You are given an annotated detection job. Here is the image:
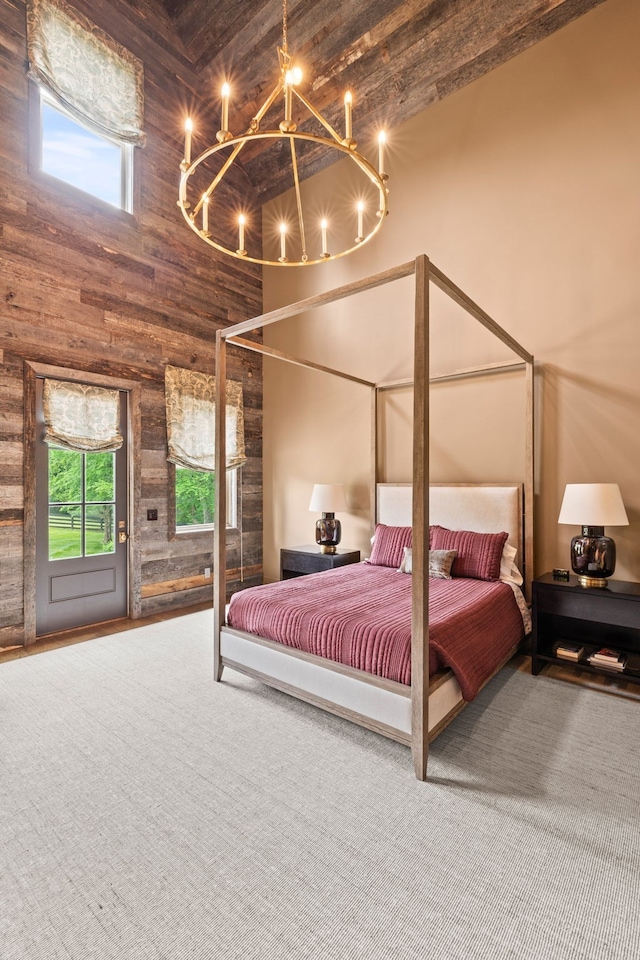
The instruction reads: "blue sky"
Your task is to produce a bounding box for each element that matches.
[41,101,122,208]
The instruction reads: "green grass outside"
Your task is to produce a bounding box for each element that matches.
[48,524,114,561]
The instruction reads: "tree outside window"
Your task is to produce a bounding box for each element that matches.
[175,467,237,532]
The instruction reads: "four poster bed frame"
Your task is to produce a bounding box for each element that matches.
[214,256,534,781]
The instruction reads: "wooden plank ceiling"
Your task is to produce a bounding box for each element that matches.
[156,0,607,201]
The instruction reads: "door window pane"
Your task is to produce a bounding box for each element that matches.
[48,505,82,560]
[48,449,117,559]
[85,452,115,502]
[85,504,115,556]
[48,448,82,503]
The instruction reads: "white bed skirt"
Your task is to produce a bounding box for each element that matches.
[221,626,464,745]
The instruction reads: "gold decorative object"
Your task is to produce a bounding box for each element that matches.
[177,0,389,267]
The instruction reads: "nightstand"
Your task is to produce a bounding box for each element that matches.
[280,545,361,580]
[532,573,640,684]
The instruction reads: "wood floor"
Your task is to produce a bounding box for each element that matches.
[0,602,212,664]
[3,625,638,706]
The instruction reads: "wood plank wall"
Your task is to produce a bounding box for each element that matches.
[0,0,263,645]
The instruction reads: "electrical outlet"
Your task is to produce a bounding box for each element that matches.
[204,567,211,578]
[147,508,158,521]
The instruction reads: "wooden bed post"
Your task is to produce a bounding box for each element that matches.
[412,255,430,781]
[524,360,535,602]
[371,386,378,528]
[213,329,227,682]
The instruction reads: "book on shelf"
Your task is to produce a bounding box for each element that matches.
[587,647,627,672]
[553,641,584,661]
[590,647,625,663]
[587,660,625,672]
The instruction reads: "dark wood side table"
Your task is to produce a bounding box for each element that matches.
[280,545,361,580]
[532,572,640,683]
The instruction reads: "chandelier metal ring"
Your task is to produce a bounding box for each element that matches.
[177,0,390,267]
[178,130,389,267]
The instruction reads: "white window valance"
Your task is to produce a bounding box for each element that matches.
[26,0,146,146]
[43,379,124,452]
[164,365,246,473]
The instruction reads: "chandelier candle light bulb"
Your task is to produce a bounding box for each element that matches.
[183,117,193,165]
[284,71,294,125]
[344,91,353,141]
[279,222,287,261]
[202,195,209,233]
[321,219,328,257]
[378,130,386,176]
[356,201,364,242]
[238,214,246,254]
[221,82,230,133]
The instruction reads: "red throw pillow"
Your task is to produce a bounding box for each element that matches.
[429,525,508,581]
[369,524,412,568]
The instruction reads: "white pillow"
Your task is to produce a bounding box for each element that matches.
[500,542,523,586]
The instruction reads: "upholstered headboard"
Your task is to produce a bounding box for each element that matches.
[376,483,524,574]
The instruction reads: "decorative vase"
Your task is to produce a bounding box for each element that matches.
[570,526,616,588]
[315,512,341,554]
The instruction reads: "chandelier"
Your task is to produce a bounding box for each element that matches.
[177,0,389,267]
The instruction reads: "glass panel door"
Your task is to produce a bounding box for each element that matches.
[35,379,128,635]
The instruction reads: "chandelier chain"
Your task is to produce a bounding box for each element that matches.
[282,0,288,53]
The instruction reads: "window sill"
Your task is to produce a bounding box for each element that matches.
[173,525,239,537]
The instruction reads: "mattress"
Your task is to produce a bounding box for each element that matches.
[227,563,525,700]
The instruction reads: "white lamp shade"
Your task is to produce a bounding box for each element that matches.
[309,483,347,513]
[558,483,629,527]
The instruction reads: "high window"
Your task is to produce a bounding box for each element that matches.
[27,0,144,211]
[40,92,133,210]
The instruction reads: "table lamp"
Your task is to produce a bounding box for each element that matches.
[558,483,628,588]
[309,483,347,554]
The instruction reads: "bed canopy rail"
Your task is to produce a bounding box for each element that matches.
[214,255,534,780]
[226,335,376,388]
[377,359,527,391]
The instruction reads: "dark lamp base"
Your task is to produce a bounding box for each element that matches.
[315,512,341,554]
[571,527,615,588]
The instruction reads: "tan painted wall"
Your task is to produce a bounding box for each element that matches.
[261,0,640,584]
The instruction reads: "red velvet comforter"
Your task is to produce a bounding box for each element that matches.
[227,563,525,701]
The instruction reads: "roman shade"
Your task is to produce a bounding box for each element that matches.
[42,379,123,452]
[164,365,246,473]
[26,0,145,145]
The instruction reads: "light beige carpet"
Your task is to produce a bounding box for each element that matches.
[0,609,638,959]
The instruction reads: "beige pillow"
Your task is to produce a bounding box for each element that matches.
[398,547,457,578]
